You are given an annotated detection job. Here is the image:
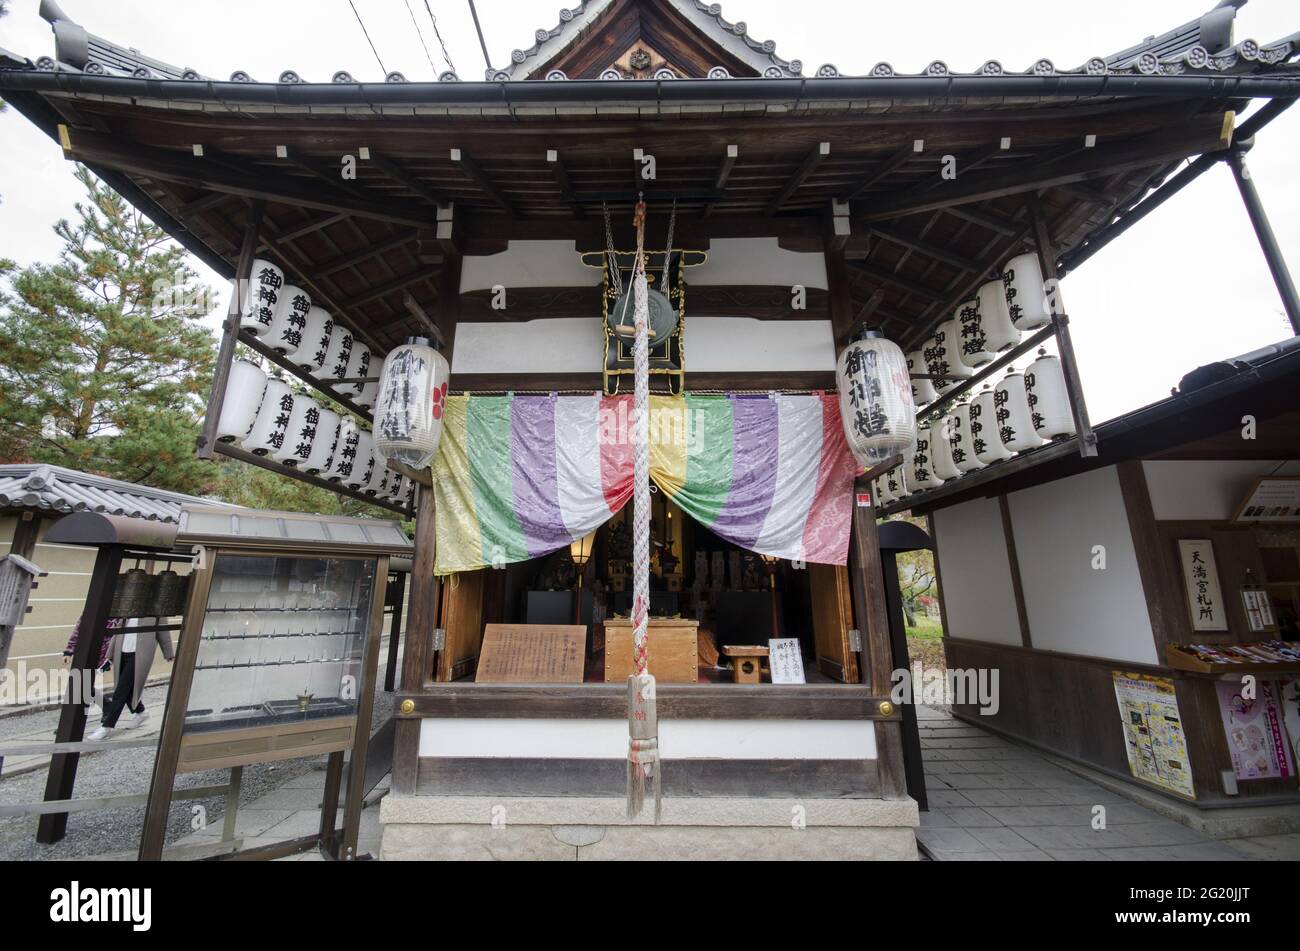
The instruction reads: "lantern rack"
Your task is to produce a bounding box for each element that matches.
[193,656,349,672]
[237,330,374,426]
[913,324,1057,425]
[200,631,362,641]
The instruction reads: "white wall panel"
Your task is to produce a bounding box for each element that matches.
[460,241,602,293]
[932,498,1023,646]
[1142,459,1300,521]
[1007,466,1158,664]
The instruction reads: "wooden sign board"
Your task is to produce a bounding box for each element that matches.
[475,624,587,683]
[1177,539,1228,632]
[768,638,807,684]
[1232,476,1300,523]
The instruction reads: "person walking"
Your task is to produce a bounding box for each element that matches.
[61,615,118,710]
[86,617,175,741]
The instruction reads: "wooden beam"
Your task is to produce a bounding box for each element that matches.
[767,141,830,216]
[403,292,444,348]
[702,144,738,218]
[58,126,434,230]
[849,259,945,301]
[860,114,1232,223]
[450,148,518,217]
[843,144,914,201]
[265,211,349,247]
[367,151,448,208]
[939,205,1021,237]
[317,233,420,277]
[868,225,984,274]
[341,269,435,309]
[545,149,585,219]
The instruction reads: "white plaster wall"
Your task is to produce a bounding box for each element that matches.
[419,718,877,760]
[452,317,836,374]
[931,498,1023,646]
[1007,466,1158,664]
[1142,459,1300,521]
[690,238,828,290]
[460,241,602,293]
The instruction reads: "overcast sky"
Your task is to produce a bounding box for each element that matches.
[1,0,1297,424]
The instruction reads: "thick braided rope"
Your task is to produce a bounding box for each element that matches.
[631,266,651,675]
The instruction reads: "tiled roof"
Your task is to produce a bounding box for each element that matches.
[24,0,1299,85]
[0,464,224,523]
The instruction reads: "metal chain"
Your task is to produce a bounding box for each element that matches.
[661,198,677,299]
[603,202,624,297]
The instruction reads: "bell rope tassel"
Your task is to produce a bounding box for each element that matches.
[626,199,660,821]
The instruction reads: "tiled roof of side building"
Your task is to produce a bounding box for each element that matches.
[0,463,234,523]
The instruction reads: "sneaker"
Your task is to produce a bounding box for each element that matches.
[122,710,149,730]
[86,726,112,741]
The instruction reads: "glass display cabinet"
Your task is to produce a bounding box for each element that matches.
[139,505,413,861]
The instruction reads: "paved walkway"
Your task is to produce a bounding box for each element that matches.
[916,705,1300,861]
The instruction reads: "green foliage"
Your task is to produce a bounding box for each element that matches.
[0,165,216,493]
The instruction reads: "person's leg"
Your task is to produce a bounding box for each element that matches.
[100,652,137,728]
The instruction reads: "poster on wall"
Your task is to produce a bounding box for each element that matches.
[1112,672,1196,799]
[1281,679,1300,780]
[1215,679,1295,781]
[1232,476,1300,523]
[768,638,807,684]
[1177,539,1228,632]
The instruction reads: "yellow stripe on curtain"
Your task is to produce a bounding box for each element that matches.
[429,395,484,575]
[648,395,689,498]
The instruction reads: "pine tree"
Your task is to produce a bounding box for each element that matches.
[0,165,217,493]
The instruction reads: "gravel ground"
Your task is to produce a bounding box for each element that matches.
[0,667,396,861]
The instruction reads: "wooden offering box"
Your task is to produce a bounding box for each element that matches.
[604,618,699,684]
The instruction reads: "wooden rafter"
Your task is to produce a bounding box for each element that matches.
[451,148,519,217]
[546,149,585,219]
[766,141,830,216]
[367,151,448,208]
[842,144,914,201]
[868,225,983,274]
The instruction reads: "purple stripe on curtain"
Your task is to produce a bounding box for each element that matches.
[711,396,780,550]
[510,395,571,558]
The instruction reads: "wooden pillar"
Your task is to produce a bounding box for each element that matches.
[392,483,439,796]
[197,201,265,459]
[0,513,41,676]
[1227,146,1300,335]
[1026,192,1097,458]
[37,544,123,843]
[825,238,909,801]
[880,548,927,809]
[383,571,407,692]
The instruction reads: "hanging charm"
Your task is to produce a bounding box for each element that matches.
[627,196,661,822]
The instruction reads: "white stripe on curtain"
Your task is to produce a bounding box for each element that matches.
[754,394,824,561]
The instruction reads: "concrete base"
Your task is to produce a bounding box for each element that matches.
[380,796,920,860]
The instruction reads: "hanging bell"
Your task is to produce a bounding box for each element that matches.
[110,568,152,618]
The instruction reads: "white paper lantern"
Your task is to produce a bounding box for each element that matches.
[345,342,372,404]
[906,349,938,407]
[976,279,1021,352]
[318,323,355,387]
[239,259,283,338]
[214,359,268,445]
[347,430,375,490]
[970,385,1013,465]
[836,331,917,468]
[374,339,452,470]
[303,409,341,475]
[930,413,963,481]
[271,392,321,468]
[358,349,382,408]
[1025,348,1077,439]
[387,474,408,503]
[994,368,1044,453]
[910,425,945,491]
[265,284,311,356]
[924,320,973,394]
[885,465,909,500]
[365,445,391,495]
[327,419,361,483]
[873,476,894,509]
[1003,252,1055,331]
[244,378,295,456]
[298,306,334,372]
[954,298,995,369]
[948,401,986,474]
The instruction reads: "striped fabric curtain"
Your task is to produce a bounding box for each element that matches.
[431,392,859,575]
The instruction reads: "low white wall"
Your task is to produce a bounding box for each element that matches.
[932,497,1023,646]
[418,717,877,760]
[1006,466,1158,664]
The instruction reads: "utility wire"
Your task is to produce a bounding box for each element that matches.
[467,0,493,72]
[422,0,458,75]
[348,0,389,77]
[403,0,440,76]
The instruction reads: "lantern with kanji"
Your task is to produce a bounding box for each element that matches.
[271,392,321,468]
[244,377,295,457]
[909,425,945,491]
[347,430,375,490]
[1025,348,1077,439]
[239,259,283,338]
[297,306,334,373]
[836,330,916,468]
[906,348,938,406]
[326,419,361,484]
[266,284,311,356]
[970,384,1013,465]
[925,320,973,394]
[303,408,341,475]
[885,464,909,500]
[930,413,963,482]
[955,297,994,369]
[976,278,1021,352]
[214,359,268,446]
[344,341,372,405]
[994,367,1044,453]
[374,338,452,471]
[949,401,986,474]
[873,476,894,509]
[317,323,355,387]
[1003,253,1055,331]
